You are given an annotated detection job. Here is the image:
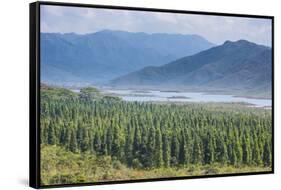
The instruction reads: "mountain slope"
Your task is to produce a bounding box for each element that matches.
[41,30,214,85]
[110,40,272,98]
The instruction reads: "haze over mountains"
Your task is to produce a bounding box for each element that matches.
[41,30,214,85]
[41,30,272,98]
[111,40,272,98]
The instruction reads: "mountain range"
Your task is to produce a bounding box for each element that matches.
[110,40,272,98]
[41,30,214,85]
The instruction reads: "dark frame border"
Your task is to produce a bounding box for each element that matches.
[29,1,274,189]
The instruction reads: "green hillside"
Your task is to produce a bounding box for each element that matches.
[40,85,272,185]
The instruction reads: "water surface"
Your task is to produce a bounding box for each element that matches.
[104,89,271,108]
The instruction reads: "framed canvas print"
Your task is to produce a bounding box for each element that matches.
[29,1,274,188]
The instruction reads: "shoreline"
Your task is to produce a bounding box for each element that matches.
[102,86,271,100]
[61,86,272,108]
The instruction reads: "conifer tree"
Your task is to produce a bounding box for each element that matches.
[179,130,187,165]
[69,129,78,153]
[263,139,271,166]
[146,127,156,167]
[124,130,133,166]
[155,128,163,167]
[171,133,179,166]
[192,134,202,165]
[93,132,101,154]
[162,132,170,167]
[47,122,56,145]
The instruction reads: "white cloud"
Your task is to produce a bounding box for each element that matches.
[41,5,272,46]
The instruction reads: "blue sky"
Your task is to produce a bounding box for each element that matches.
[41,5,272,46]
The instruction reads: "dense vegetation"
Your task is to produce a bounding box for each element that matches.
[40,85,272,185]
[41,145,270,185]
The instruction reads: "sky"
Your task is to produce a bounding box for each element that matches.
[41,5,272,46]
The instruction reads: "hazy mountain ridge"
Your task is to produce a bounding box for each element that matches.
[111,40,272,98]
[41,30,214,85]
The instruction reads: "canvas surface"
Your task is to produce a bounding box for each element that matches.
[38,3,273,186]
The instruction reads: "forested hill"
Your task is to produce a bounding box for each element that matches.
[41,84,121,102]
[41,85,272,181]
[41,30,214,85]
[111,40,272,98]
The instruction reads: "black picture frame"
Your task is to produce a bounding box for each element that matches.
[29,1,274,189]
